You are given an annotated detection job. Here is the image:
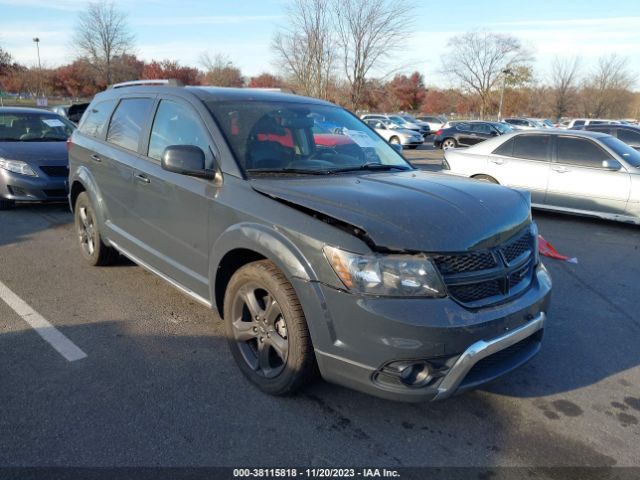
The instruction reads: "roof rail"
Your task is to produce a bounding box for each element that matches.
[110,79,184,89]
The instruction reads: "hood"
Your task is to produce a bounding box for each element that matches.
[0,141,68,166]
[251,170,531,252]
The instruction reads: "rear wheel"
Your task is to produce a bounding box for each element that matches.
[389,136,400,145]
[74,192,118,266]
[442,138,457,150]
[224,260,316,396]
[472,174,499,184]
[0,199,15,210]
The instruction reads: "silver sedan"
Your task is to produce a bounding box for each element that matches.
[443,130,640,225]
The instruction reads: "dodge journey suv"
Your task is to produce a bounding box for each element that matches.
[68,81,552,401]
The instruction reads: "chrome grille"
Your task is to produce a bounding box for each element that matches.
[435,227,535,308]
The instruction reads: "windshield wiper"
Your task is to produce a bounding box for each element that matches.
[327,162,412,174]
[246,167,329,175]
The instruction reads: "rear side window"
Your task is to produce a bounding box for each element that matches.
[148,100,211,162]
[78,99,116,138]
[471,123,492,134]
[512,135,551,161]
[617,128,640,145]
[493,138,514,156]
[556,136,613,167]
[106,98,154,152]
[573,120,585,127]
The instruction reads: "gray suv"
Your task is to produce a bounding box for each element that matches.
[68,81,552,402]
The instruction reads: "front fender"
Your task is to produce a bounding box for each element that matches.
[209,222,318,312]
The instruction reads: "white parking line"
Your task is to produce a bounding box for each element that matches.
[0,280,87,362]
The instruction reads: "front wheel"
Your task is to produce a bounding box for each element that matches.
[224,260,316,396]
[74,192,118,266]
[389,136,401,145]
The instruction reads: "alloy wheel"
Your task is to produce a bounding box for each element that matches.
[78,206,96,257]
[230,283,289,378]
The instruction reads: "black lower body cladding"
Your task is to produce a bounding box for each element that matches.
[292,264,551,402]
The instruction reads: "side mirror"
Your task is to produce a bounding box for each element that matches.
[390,143,403,154]
[601,159,622,171]
[161,145,213,179]
[490,130,498,136]
[375,122,385,129]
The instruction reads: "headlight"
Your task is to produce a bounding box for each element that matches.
[530,222,539,265]
[0,158,38,177]
[323,245,446,297]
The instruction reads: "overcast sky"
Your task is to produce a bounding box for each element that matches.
[1,0,639,88]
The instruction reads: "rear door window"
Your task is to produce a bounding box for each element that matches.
[106,98,154,152]
[573,120,585,127]
[78,99,117,138]
[556,136,613,167]
[512,135,551,161]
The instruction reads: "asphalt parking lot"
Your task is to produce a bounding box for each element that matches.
[0,142,639,470]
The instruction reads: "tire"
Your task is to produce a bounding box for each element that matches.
[74,192,118,266]
[0,198,15,210]
[389,136,400,145]
[407,145,418,149]
[224,260,316,396]
[441,138,457,150]
[472,174,499,184]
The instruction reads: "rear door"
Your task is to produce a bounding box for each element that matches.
[486,134,551,204]
[100,96,156,249]
[455,123,475,146]
[126,97,217,299]
[546,135,631,214]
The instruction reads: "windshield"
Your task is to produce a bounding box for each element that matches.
[402,115,418,122]
[206,101,412,175]
[602,136,640,167]
[388,115,408,126]
[494,123,514,134]
[0,112,75,141]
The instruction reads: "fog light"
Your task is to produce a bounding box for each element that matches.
[399,362,432,386]
[381,360,434,388]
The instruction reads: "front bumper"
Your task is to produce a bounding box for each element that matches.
[293,264,551,402]
[0,169,68,202]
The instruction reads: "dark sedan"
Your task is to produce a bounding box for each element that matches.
[0,107,75,209]
[433,121,513,150]
[575,124,640,150]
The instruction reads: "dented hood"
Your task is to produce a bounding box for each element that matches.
[250,170,532,252]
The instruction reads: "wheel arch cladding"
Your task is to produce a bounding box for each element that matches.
[210,223,317,318]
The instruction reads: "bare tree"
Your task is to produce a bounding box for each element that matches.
[333,0,413,110]
[199,53,244,87]
[441,30,529,118]
[548,56,580,120]
[272,0,335,99]
[73,2,135,85]
[582,54,634,118]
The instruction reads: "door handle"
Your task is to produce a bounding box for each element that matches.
[490,158,504,165]
[90,154,101,163]
[135,173,150,184]
[551,166,569,173]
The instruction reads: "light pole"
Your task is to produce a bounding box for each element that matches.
[497,68,512,121]
[33,37,42,98]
